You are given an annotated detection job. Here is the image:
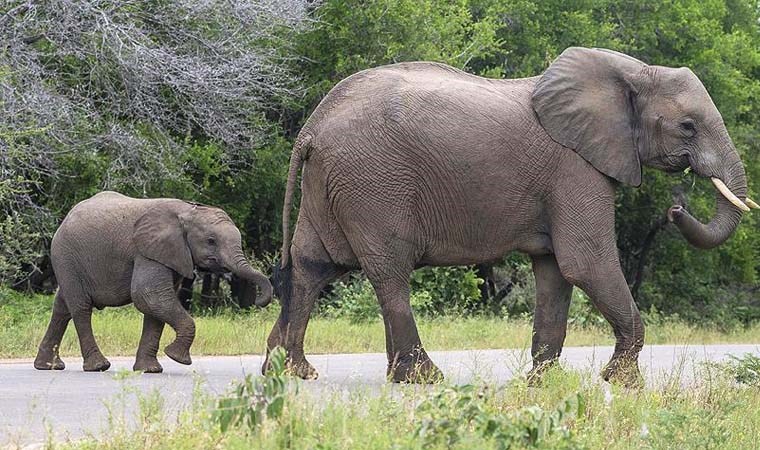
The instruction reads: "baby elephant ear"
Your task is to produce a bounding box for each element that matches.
[532,47,646,186]
[134,201,194,279]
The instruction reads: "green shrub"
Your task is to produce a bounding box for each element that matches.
[321,276,380,323]
[212,346,291,433]
[719,353,760,387]
[410,266,483,316]
[414,384,585,448]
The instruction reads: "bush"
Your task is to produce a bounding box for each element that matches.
[414,384,585,448]
[410,266,483,316]
[321,276,380,323]
[213,347,291,433]
[716,353,760,387]
[320,267,484,321]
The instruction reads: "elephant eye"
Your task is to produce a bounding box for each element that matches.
[679,119,697,135]
[207,237,216,246]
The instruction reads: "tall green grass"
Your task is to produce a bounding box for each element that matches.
[62,357,760,449]
[2,289,760,359]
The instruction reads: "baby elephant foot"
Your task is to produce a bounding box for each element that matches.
[34,349,65,371]
[164,341,192,365]
[133,357,163,373]
[388,348,444,384]
[83,354,111,372]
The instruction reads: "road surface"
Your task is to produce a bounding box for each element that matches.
[1,344,758,446]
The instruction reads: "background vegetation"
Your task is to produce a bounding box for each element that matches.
[2,0,758,327]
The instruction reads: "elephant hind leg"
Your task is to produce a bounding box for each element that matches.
[527,254,573,385]
[70,303,111,372]
[265,216,345,379]
[359,255,442,384]
[47,280,111,371]
[34,291,71,370]
[132,255,195,366]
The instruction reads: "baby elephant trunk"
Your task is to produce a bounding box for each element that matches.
[227,252,273,307]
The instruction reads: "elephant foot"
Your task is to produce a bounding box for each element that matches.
[602,354,643,388]
[34,349,65,371]
[286,357,319,380]
[261,350,319,380]
[526,359,559,387]
[83,355,111,372]
[388,348,444,384]
[164,342,192,365]
[133,357,164,374]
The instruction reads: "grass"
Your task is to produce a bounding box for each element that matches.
[39,354,760,449]
[2,289,760,360]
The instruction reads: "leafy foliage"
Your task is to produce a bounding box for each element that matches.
[414,384,585,448]
[718,353,760,386]
[410,266,484,316]
[213,346,291,433]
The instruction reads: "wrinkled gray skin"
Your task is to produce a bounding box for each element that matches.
[266,47,750,385]
[35,191,273,373]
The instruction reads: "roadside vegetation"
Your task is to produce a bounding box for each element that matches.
[31,350,759,449]
[3,286,760,359]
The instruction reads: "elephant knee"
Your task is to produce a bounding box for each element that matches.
[556,257,589,289]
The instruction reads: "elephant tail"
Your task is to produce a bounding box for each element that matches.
[280,134,310,269]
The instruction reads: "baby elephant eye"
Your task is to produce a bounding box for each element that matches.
[207,237,216,246]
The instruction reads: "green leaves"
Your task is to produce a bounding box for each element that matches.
[414,384,586,448]
[212,347,292,433]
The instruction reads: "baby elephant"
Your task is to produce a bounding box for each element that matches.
[34,191,273,373]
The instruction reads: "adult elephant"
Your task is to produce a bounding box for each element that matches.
[266,47,756,384]
[35,191,273,373]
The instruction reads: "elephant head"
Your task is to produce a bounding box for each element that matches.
[532,47,756,249]
[133,201,273,307]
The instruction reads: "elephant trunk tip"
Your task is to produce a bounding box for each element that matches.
[254,283,273,308]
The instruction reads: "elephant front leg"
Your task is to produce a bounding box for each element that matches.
[133,315,165,373]
[132,256,195,366]
[527,254,573,385]
[550,179,645,388]
[558,259,645,387]
[587,270,645,387]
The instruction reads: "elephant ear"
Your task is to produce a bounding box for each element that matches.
[532,47,646,186]
[134,202,194,279]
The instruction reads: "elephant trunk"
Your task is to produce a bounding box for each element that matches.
[226,252,274,307]
[668,145,748,249]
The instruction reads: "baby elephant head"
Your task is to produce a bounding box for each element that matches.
[133,200,273,307]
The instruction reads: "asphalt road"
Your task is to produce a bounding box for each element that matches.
[2,344,758,446]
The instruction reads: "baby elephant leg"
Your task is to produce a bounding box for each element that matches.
[132,256,195,366]
[133,314,165,373]
[34,291,71,370]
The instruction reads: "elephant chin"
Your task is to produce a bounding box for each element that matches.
[668,169,748,249]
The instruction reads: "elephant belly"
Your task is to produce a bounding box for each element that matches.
[420,228,553,266]
[89,274,134,308]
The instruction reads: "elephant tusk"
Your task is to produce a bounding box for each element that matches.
[711,178,750,212]
[745,198,760,209]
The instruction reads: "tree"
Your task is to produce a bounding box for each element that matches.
[0,0,314,285]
